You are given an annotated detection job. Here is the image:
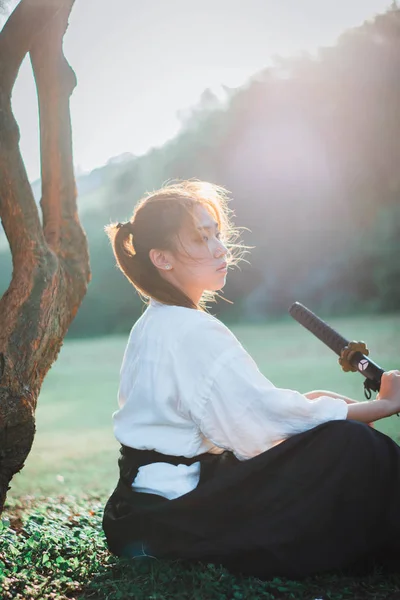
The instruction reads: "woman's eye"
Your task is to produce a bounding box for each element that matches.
[202,232,221,242]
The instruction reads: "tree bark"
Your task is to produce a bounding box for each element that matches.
[0,0,90,513]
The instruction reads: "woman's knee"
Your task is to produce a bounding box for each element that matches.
[316,419,376,449]
[323,418,371,436]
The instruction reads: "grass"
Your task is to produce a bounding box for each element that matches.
[2,495,400,600]
[2,313,400,599]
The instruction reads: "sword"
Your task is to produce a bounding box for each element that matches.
[288,302,385,400]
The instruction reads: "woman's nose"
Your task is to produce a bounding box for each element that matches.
[215,241,228,259]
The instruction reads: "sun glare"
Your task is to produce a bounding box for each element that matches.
[8,0,392,180]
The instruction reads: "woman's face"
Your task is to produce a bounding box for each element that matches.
[155,204,229,304]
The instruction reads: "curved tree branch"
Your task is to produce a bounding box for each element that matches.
[0,0,65,94]
[30,0,84,257]
[0,0,72,267]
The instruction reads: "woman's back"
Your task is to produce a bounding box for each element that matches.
[114,299,227,446]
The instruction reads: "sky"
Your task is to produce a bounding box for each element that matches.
[2,0,393,181]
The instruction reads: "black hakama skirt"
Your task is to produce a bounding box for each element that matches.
[102,420,400,579]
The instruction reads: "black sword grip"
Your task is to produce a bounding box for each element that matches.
[289,302,349,357]
[289,302,385,394]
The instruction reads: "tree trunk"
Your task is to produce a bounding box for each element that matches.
[0,0,90,514]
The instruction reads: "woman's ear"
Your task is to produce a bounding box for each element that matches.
[149,248,173,271]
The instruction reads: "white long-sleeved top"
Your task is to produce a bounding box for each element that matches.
[113,298,348,500]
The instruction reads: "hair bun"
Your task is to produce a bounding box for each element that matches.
[116,221,134,233]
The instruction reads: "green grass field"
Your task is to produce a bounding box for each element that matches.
[10,312,400,498]
[2,313,400,600]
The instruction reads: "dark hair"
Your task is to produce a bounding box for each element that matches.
[105,180,250,311]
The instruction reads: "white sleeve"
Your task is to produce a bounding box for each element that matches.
[176,317,348,461]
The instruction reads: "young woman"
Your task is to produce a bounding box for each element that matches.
[102,180,400,579]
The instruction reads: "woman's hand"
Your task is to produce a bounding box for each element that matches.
[376,370,400,413]
[345,370,400,423]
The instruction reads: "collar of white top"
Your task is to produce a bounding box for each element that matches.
[149,297,165,307]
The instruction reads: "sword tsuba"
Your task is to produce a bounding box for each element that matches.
[339,341,369,372]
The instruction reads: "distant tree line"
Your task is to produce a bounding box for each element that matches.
[1,4,400,337]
